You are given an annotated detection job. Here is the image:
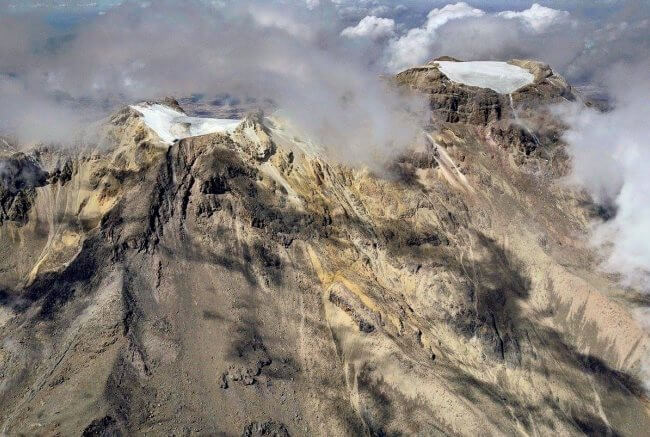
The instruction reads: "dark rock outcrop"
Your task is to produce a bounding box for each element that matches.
[242,420,290,437]
[0,154,48,225]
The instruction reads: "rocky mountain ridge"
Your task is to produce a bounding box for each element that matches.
[0,59,648,436]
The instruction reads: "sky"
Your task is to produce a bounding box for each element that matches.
[0,0,649,294]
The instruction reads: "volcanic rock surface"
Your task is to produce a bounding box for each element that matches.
[0,60,648,436]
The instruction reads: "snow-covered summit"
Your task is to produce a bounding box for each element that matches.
[434,61,534,94]
[131,103,242,144]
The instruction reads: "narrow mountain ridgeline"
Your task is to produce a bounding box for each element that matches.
[0,60,648,436]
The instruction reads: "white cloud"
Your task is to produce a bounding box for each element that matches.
[557,62,650,291]
[423,2,485,31]
[498,3,569,32]
[250,5,314,40]
[341,15,395,40]
[385,2,484,72]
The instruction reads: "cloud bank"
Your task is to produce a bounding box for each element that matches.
[558,61,650,291]
[385,2,485,71]
[341,15,395,40]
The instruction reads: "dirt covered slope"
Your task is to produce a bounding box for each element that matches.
[0,61,648,436]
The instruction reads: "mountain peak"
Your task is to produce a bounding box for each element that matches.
[396,57,575,127]
[0,61,648,437]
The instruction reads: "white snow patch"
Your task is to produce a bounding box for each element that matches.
[435,61,534,94]
[131,103,242,144]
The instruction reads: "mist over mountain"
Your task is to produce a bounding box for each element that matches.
[0,1,649,435]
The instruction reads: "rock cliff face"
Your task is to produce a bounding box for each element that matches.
[395,58,575,125]
[0,63,648,436]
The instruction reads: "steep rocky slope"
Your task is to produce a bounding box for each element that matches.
[0,60,648,436]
